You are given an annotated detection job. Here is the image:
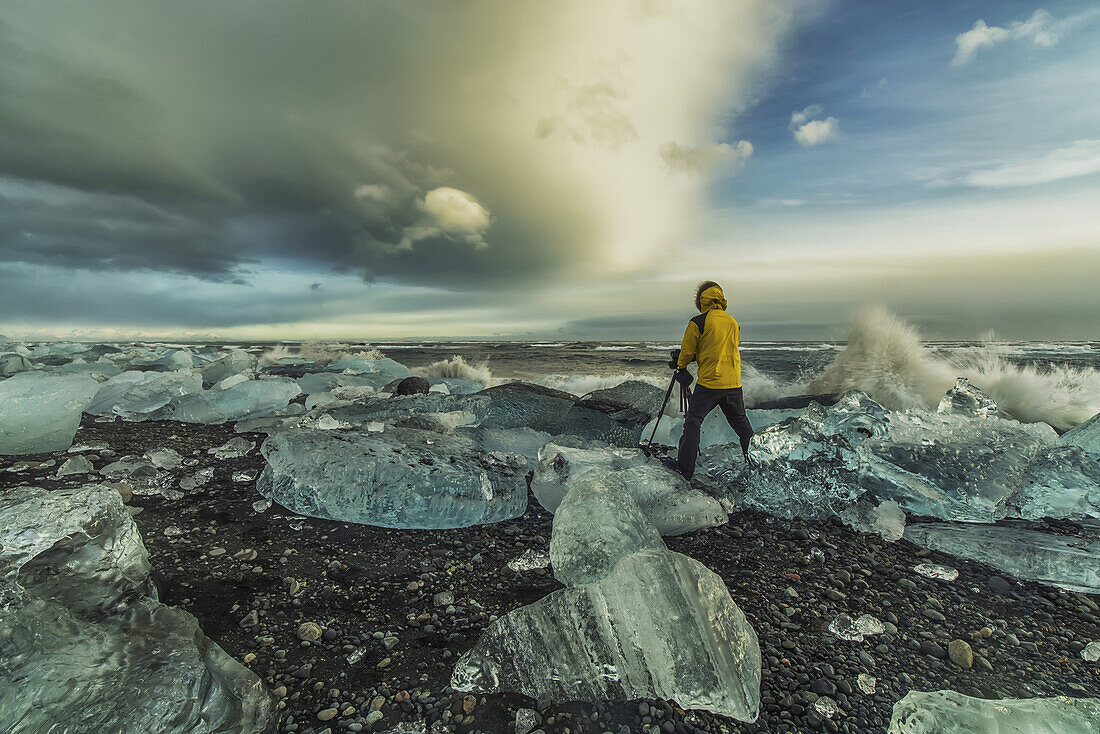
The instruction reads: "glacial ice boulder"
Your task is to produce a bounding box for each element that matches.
[0,372,100,454]
[325,393,489,428]
[532,444,727,535]
[480,383,652,447]
[325,357,411,387]
[257,426,528,528]
[1008,446,1100,520]
[0,352,32,377]
[86,369,204,420]
[550,480,664,586]
[200,350,256,386]
[147,348,196,370]
[457,426,554,465]
[936,377,999,418]
[641,408,803,450]
[858,410,1057,523]
[160,378,301,424]
[904,523,1100,593]
[582,380,665,420]
[888,690,1100,733]
[1063,411,1100,460]
[0,485,276,733]
[452,548,761,721]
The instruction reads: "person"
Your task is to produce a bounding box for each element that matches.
[672,281,754,478]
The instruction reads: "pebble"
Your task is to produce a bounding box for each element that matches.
[297,622,322,642]
[316,708,338,721]
[948,639,974,669]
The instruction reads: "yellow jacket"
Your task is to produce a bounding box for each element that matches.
[676,285,742,389]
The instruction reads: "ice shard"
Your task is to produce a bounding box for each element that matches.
[839,499,906,541]
[1063,411,1100,460]
[160,378,302,424]
[479,383,653,446]
[0,372,100,454]
[325,357,412,387]
[549,479,664,586]
[452,549,761,721]
[200,349,256,386]
[888,690,1100,734]
[858,411,1057,523]
[0,485,276,733]
[1008,445,1100,521]
[532,444,726,535]
[86,369,204,420]
[257,426,528,528]
[905,523,1100,593]
[936,377,999,418]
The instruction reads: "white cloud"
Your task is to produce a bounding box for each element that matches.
[965,139,1100,188]
[659,140,753,174]
[790,106,839,147]
[952,9,1083,66]
[420,187,492,234]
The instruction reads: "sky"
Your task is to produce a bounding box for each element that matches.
[0,0,1098,342]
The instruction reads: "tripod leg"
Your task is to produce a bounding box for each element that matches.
[647,374,679,445]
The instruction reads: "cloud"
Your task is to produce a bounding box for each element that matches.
[0,1,798,300]
[952,9,1085,66]
[659,140,753,174]
[790,106,838,147]
[965,139,1100,188]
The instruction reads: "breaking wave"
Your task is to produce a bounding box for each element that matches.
[411,355,495,388]
[805,306,1099,431]
[536,372,667,397]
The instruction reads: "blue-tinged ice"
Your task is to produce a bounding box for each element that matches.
[1008,445,1100,521]
[888,690,1100,734]
[0,372,100,454]
[86,369,204,420]
[0,485,276,733]
[936,377,999,418]
[199,349,256,386]
[160,378,301,424]
[257,426,529,528]
[1063,411,1100,460]
[905,522,1100,593]
[532,444,726,535]
[325,357,411,387]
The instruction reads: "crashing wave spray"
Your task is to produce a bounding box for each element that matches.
[806,306,1099,431]
[412,355,496,388]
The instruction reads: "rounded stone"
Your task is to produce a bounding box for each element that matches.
[297,622,323,641]
[949,639,974,669]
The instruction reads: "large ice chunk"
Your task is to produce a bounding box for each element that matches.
[550,480,664,586]
[452,548,760,721]
[480,383,651,447]
[1063,411,1100,460]
[936,377,999,418]
[0,372,100,454]
[257,426,528,528]
[1008,446,1100,520]
[859,411,1057,523]
[200,349,256,386]
[904,523,1100,593]
[0,485,276,733]
[325,357,411,387]
[160,378,301,424]
[888,690,1100,733]
[86,369,204,420]
[532,444,726,535]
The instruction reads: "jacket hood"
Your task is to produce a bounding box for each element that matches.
[699,285,727,312]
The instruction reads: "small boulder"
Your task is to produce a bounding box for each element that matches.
[395,376,430,396]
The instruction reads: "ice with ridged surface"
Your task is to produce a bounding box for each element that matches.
[532,444,726,535]
[0,372,100,454]
[160,378,301,423]
[257,426,528,528]
[0,485,276,733]
[888,690,1100,733]
[550,479,664,586]
[936,378,999,418]
[1009,445,1100,520]
[200,349,256,385]
[905,523,1100,593]
[858,410,1057,523]
[452,548,760,721]
[1062,411,1100,459]
[86,369,204,419]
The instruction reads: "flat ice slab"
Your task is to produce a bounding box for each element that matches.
[257,427,529,528]
[888,690,1100,733]
[0,372,100,454]
[904,522,1100,593]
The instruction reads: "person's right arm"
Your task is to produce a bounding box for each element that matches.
[676,322,699,370]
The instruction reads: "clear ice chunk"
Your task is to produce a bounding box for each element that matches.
[549,479,664,586]
[56,455,94,477]
[828,613,886,642]
[145,447,183,470]
[480,383,652,447]
[858,674,877,694]
[257,426,529,528]
[325,357,411,387]
[814,697,838,719]
[200,350,256,386]
[532,444,727,535]
[1009,445,1100,521]
[905,523,1100,593]
[839,499,906,541]
[888,690,1100,734]
[0,372,100,454]
[1083,642,1100,661]
[210,437,254,459]
[508,549,550,572]
[936,377,999,418]
[1062,411,1100,459]
[457,426,553,466]
[0,485,275,733]
[452,549,761,721]
[86,370,204,420]
[162,378,301,424]
[914,563,959,581]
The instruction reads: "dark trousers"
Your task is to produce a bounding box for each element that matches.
[677,385,754,477]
